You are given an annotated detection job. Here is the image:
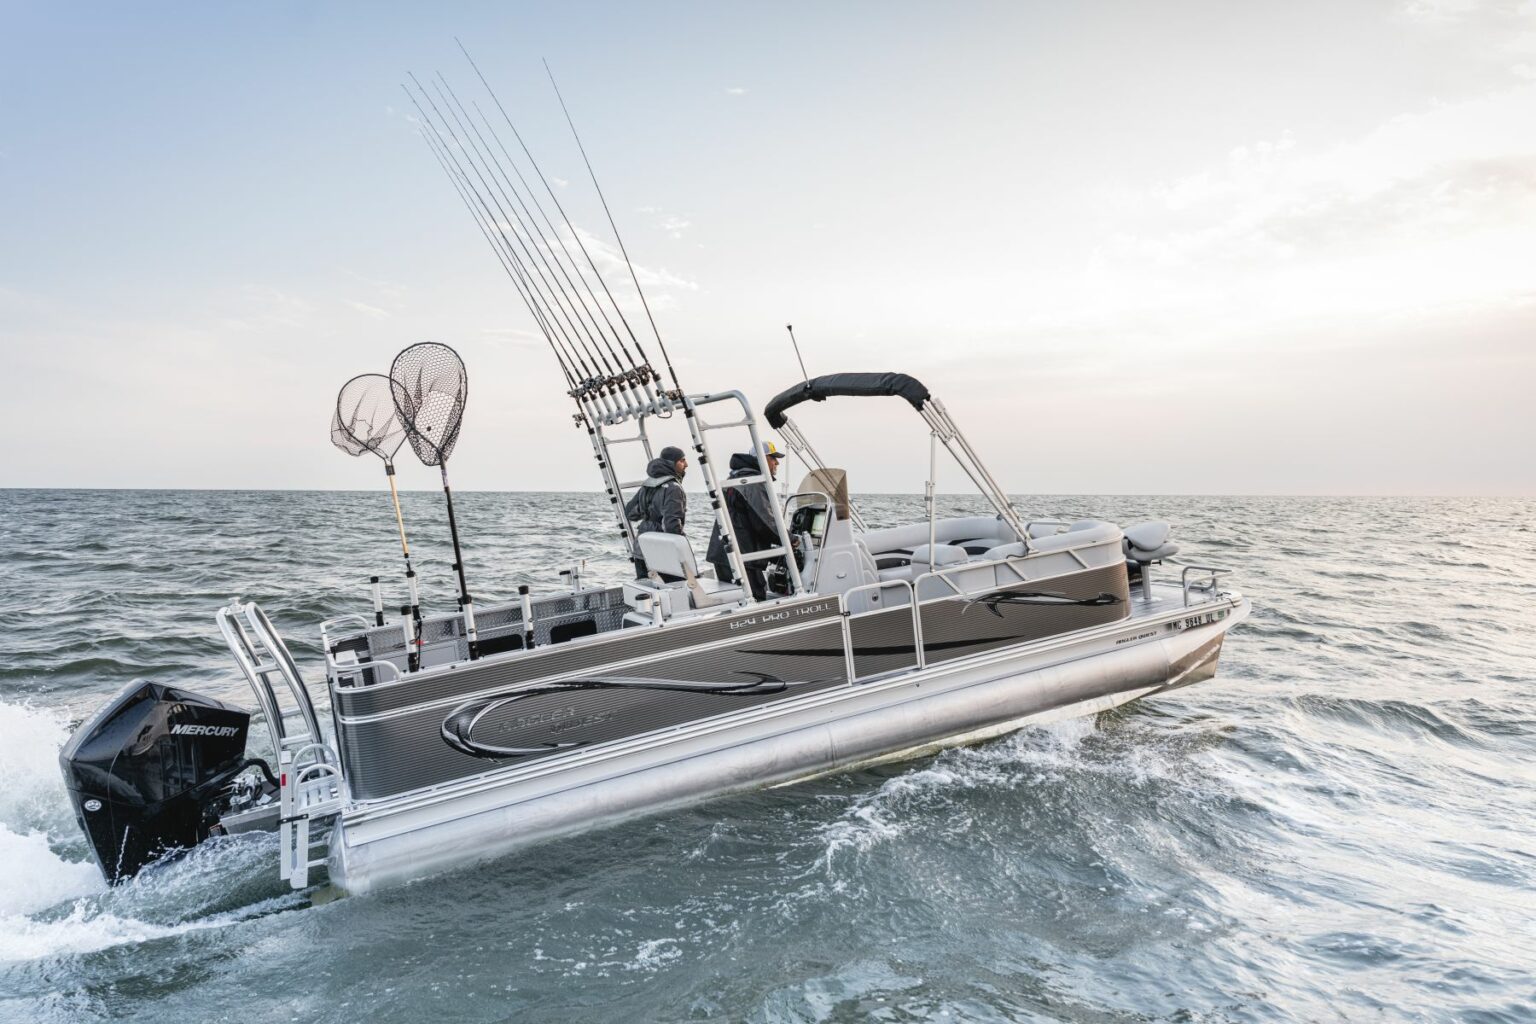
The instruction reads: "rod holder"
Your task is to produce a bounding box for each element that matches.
[398,604,419,673]
[519,584,535,649]
[370,576,384,627]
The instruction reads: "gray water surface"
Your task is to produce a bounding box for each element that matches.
[1,490,1532,1023]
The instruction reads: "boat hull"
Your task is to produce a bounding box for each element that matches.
[328,592,1248,894]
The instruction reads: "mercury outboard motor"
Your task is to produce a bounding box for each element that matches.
[60,680,272,883]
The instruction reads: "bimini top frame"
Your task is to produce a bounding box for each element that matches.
[765,371,1030,546]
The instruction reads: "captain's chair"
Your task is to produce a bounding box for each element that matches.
[637,533,745,610]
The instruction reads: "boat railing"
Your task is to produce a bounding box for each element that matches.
[218,601,332,762]
[911,527,1111,600]
[320,613,373,638]
[320,613,407,690]
[1178,564,1233,607]
[221,601,344,888]
[326,651,404,689]
[839,578,923,682]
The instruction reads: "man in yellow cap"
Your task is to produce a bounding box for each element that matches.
[706,441,788,599]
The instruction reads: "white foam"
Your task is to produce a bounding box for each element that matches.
[0,700,108,924]
[0,825,102,917]
[0,698,83,836]
[0,903,198,962]
[0,895,299,963]
[811,716,1110,871]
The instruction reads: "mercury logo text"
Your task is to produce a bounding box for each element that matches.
[170,724,241,738]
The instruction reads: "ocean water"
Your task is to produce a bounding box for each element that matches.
[0,489,1532,1023]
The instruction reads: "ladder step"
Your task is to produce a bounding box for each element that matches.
[719,474,766,489]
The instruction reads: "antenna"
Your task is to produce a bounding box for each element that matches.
[785,324,810,384]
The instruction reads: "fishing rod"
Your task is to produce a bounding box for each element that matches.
[434,73,630,378]
[542,59,683,395]
[404,57,691,574]
[457,41,659,386]
[413,117,579,390]
[391,342,479,660]
[330,375,423,670]
[409,76,616,397]
[426,75,622,384]
[412,52,671,423]
[429,58,660,421]
[410,108,621,454]
[469,95,652,393]
[406,82,611,416]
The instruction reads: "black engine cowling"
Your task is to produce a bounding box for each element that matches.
[60,681,254,883]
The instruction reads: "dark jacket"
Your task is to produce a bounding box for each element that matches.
[625,456,686,536]
[706,453,778,567]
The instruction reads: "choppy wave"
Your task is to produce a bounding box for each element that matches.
[0,490,1533,1022]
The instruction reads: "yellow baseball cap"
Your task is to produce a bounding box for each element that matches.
[763,441,786,461]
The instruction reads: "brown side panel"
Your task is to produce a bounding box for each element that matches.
[337,616,848,802]
[334,595,842,719]
[917,562,1131,668]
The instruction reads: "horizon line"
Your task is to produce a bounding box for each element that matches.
[1,486,1531,500]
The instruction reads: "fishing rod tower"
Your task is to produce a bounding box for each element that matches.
[404,48,803,600]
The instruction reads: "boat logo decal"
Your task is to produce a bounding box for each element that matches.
[962,589,1121,619]
[440,672,794,760]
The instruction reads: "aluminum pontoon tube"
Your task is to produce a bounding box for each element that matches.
[327,603,1246,894]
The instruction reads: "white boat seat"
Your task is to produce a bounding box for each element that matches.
[910,543,969,571]
[637,532,744,609]
[1123,521,1178,563]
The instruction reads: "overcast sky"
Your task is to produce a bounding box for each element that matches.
[2,1,1532,495]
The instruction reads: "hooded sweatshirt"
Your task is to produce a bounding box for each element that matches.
[625,456,687,535]
[705,452,778,567]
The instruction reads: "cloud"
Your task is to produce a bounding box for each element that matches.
[1400,0,1481,25]
[479,326,543,348]
[571,226,699,292]
[339,268,409,304]
[1398,0,1536,63]
[1083,81,1536,330]
[726,86,746,95]
[345,300,391,320]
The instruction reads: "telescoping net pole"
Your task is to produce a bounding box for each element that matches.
[330,374,423,669]
[390,342,479,660]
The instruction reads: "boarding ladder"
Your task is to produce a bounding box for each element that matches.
[217,600,343,889]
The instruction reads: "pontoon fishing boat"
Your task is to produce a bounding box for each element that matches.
[59,59,1249,895]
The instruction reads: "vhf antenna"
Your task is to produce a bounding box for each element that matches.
[786,324,810,384]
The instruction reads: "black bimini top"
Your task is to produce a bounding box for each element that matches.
[764,372,931,429]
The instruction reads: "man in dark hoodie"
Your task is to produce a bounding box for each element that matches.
[706,442,786,599]
[625,445,689,578]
